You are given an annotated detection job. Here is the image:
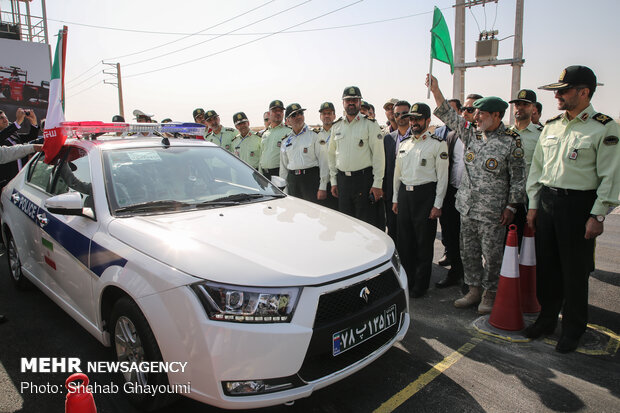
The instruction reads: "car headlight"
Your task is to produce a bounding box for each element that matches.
[191,281,301,323]
[391,251,401,274]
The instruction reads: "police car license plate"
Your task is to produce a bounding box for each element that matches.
[332,305,397,356]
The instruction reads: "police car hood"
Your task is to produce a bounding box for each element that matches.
[107,197,393,286]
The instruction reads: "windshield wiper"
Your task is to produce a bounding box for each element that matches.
[208,193,267,203]
[114,200,191,214]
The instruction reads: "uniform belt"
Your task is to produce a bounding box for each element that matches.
[290,166,318,175]
[337,166,372,177]
[264,167,279,174]
[401,181,436,192]
[543,185,596,196]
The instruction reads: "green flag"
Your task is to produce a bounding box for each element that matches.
[430,7,454,74]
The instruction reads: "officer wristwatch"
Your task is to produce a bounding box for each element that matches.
[590,214,605,223]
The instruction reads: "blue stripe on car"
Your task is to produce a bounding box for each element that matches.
[10,189,127,277]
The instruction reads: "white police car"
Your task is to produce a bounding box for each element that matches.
[0,121,409,410]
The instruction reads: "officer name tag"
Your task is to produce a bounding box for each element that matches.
[420,159,427,166]
[569,149,578,160]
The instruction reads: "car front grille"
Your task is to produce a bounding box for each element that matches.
[298,268,406,382]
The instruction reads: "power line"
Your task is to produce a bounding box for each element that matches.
[469,7,482,32]
[124,0,363,80]
[106,0,276,61]
[65,61,101,85]
[491,1,499,31]
[66,70,102,90]
[66,80,102,99]
[123,0,312,68]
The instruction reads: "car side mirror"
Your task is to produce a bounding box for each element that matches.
[270,175,287,190]
[44,192,84,216]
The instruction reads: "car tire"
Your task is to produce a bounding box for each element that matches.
[6,231,32,290]
[110,297,177,411]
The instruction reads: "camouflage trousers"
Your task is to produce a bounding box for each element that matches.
[459,215,507,291]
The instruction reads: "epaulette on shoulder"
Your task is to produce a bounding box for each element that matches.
[366,117,377,123]
[536,124,543,131]
[504,128,520,138]
[593,113,613,125]
[546,114,562,125]
[333,117,343,124]
[312,127,321,134]
[430,133,442,141]
[225,127,235,132]
[256,131,264,137]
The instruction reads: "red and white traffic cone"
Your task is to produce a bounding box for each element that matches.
[519,224,540,313]
[65,373,97,413]
[489,224,525,331]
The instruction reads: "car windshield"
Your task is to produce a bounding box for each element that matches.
[102,145,283,215]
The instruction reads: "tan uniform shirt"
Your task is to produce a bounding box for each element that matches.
[260,124,291,171]
[279,125,329,190]
[328,113,385,188]
[526,104,620,215]
[393,130,449,208]
[205,127,237,153]
[232,132,262,169]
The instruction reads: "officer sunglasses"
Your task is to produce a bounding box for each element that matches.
[462,107,476,113]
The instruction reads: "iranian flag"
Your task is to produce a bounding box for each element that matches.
[43,26,68,163]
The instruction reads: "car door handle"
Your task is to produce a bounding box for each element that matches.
[36,213,48,227]
[11,193,20,203]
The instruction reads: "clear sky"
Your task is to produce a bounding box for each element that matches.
[36,0,620,126]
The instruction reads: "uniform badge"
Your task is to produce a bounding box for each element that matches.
[377,134,382,139]
[580,112,589,121]
[440,152,448,159]
[359,139,364,147]
[277,141,281,147]
[319,140,326,145]
[594,113,612,125]
[225,144,230,150]
[603,136,619,146]
[303,147,308,153]
[559,69,567,81]
[515,138,522,148]
[512,148,524,158]
[250,151,255,157]
[485,158,498,170]
[465,151,475,163]
[569,149,578,160]
[420,159,427,166]
[518,90,527,99]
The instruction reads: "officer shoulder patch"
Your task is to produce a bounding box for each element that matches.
[485,158,499,170]
[536,125,544,131]
[430,134,442,141]
[256,131,264,137]
[439,152,448,159]
[512,147,524,158]
[333,117,343,124]
[366,117,377,123]
[225,127,235,132]
[312,127,321,134]
[594,113,613,125]
[603,136,619,146]
[546,114,562,125]
[504,129,520,138]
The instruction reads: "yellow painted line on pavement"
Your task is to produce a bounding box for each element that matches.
[373,337,482,413]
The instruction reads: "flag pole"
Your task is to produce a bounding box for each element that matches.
[427,45,434,99]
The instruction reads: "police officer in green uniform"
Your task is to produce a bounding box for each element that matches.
[260,100,291,180]
[508,89,543,245]
[231,112,262,170]
[328,86,385,228]
[314,102,339,210]
[279,103,328,203]
[204,110,236,153]
[392,103,449,298]
[526,65,620,353]
[427,74,526,314]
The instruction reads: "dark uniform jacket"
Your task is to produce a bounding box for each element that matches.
[0,123,39,188]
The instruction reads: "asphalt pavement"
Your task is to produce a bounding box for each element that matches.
[0,215,618,413]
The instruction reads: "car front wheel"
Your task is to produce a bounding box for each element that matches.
[110,297,176,411]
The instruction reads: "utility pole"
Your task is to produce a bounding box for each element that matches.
[103,62,124,119]
[452,0,525,123]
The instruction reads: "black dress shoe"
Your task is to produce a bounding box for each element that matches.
[409,289,426,298]
[438,254,451,267]
[556,336,580,353]
[523,320,557,339]
[435,275,460,289]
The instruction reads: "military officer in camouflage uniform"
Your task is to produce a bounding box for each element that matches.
[231,112,262,170]
[328,86,385,228]
[427,74,526,314]
[204,110,236,153]
[260,100,291,180]
[526,66,620,353]
[314,102,338,210]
